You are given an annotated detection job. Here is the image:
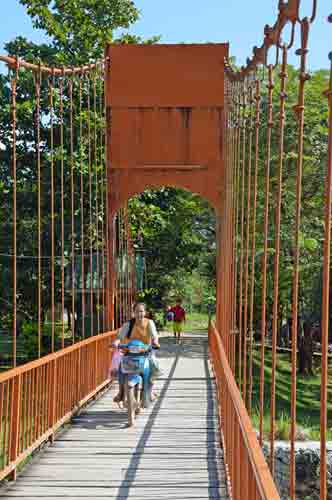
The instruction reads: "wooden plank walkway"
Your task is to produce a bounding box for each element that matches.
[0,333,229,499]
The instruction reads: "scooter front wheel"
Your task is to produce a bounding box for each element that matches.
[135,385,142,415]
[126,380,136,427]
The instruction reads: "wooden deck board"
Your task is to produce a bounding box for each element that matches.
[0,334,229,500]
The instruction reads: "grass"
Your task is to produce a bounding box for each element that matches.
[183,312,210,332]
[248,347,332,440]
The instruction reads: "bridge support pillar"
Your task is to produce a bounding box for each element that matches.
[216,156,234,362]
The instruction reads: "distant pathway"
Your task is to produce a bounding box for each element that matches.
[1,333,229,499]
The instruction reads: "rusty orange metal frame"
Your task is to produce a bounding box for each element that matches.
[0,55,103,76]
[209,321,280,500]
[0,331,117,481]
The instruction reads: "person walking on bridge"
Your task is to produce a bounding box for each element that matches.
[170,298,186,344]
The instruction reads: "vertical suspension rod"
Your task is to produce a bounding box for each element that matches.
[243,82,254,403]
[79,72,86,339]
[270,46,288,475]
[290,19,310,500]
[238,82,247,390]
[93,72,100,334]
[248,77,261,416]
[49,69,55,352]
[320,48,332,500]
[259,65,274,445]
[69,77,75,344]
[35,66,42,358]
[87,74,94,337]
[11,59,19,368]
[59,75,65,349]
[99,64,106,332]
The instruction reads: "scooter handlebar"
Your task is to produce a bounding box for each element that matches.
[115,343,160,353]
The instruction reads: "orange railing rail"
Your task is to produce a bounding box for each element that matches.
[0,331,116,481]
[209,322,280,500]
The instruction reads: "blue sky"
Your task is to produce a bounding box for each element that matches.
[0,1,331,70]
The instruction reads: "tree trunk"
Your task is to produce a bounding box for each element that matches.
[298,321,314,376]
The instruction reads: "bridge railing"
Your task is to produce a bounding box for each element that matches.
[209,321,280,500]
[0,331,116,481]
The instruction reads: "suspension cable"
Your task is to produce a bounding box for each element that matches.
[87,74,94,337]
[248,76,261,416]
[59,74,65,349]
[69,76,75,344]
[243,81,254,403]
[320,44,332,500]
[238,81,247,391]
[79,71,86,339]
[259,65,274,445]
[11,58,19,368]
[270,45,288,476]
[289,18,310,499]
[49,69,55,352]
[93,71,100,334]
[99,63,106,332]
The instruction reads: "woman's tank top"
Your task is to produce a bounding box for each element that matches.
[129,318,151,344]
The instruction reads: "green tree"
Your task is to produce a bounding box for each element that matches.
[129,188,216,313]
[0,0,157,364]
[18,0,159,65]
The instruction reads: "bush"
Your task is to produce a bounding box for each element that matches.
[21,321,62,360]
[21,322,39,360]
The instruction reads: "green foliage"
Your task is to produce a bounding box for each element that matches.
[19,0,139,62]
[0,0,160,365]
[21,321,63,359]
[18,0,160,65]
[129,187,216,313]
[21,322,39,360]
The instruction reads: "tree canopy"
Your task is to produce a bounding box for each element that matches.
[18,0,158,64]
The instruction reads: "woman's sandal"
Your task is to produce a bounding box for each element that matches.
[113,392,124,408]
[150,391,159,402]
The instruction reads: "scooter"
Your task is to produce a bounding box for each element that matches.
[118,340,158,427]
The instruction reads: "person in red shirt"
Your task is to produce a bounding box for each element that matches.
[170,299,186,343]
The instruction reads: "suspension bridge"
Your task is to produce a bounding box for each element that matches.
[0,0,331,499]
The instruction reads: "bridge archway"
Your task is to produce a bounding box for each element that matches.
[111,186,217,328]
[109,176,223,216]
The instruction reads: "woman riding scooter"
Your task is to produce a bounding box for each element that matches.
[113,302,160,405]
